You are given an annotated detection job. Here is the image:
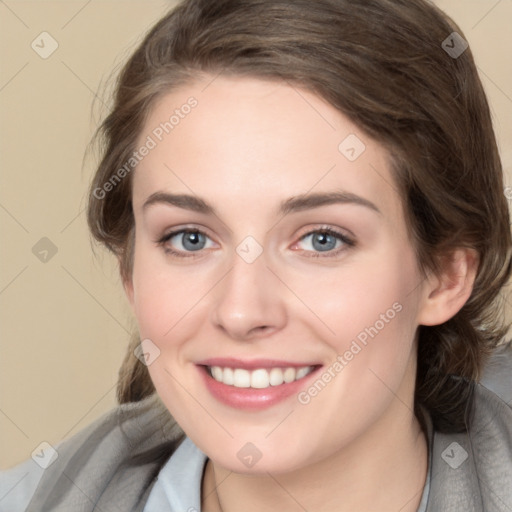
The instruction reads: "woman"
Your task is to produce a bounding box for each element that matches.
[1,0,511,510]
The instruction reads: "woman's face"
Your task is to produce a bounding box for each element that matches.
[126,75,430,473]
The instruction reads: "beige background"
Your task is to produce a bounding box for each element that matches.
[1,0,511,469]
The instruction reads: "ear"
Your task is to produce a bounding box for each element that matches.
[417,248,479,326]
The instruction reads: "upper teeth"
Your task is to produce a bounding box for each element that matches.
[209,366,314,389]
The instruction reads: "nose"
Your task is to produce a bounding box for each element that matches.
[210,250,288,341]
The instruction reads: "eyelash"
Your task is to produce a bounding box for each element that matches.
[155,226,355,259]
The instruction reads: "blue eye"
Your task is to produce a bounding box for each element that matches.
[174,231,207,251]
[158,229,214,256]
[304,232,338,251]
[296,228,354,257]
[157,226,354,259]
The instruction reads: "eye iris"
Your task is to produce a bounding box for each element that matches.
[312,232,337,252]
[182,231,205,251]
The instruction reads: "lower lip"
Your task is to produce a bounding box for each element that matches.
[198,366,321,410]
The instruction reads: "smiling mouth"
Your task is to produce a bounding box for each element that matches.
[206,365,317,389]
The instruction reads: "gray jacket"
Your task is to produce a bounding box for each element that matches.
[1,343,511,511]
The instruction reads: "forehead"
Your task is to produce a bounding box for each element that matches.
[132,75,401,220]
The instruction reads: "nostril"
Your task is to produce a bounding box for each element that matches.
[248,325,273,337]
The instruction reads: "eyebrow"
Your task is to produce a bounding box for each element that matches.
[142,190,381,216]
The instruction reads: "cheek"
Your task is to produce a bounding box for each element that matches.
[130,248,225,369]
[298,253,417,342]
[290,262,420,450]
[133,276,201,344]
[130,244,203,344]
[303,246,421,382]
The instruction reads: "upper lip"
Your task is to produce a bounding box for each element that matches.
[197,358,321,370]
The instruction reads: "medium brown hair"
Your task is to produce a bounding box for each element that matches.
[87,0,512,432]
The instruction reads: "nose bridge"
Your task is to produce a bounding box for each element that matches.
[211,245,287,339]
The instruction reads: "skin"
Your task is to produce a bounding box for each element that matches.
[123,75,477,511]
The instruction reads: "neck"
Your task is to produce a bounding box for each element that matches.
[202,401,428,512]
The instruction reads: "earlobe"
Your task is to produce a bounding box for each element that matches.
[417,248,479,326]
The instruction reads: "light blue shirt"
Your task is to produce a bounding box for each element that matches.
[143,437,207,512]
[143,423,433,512]
[0,415,432,511]
[0,457,46,511]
